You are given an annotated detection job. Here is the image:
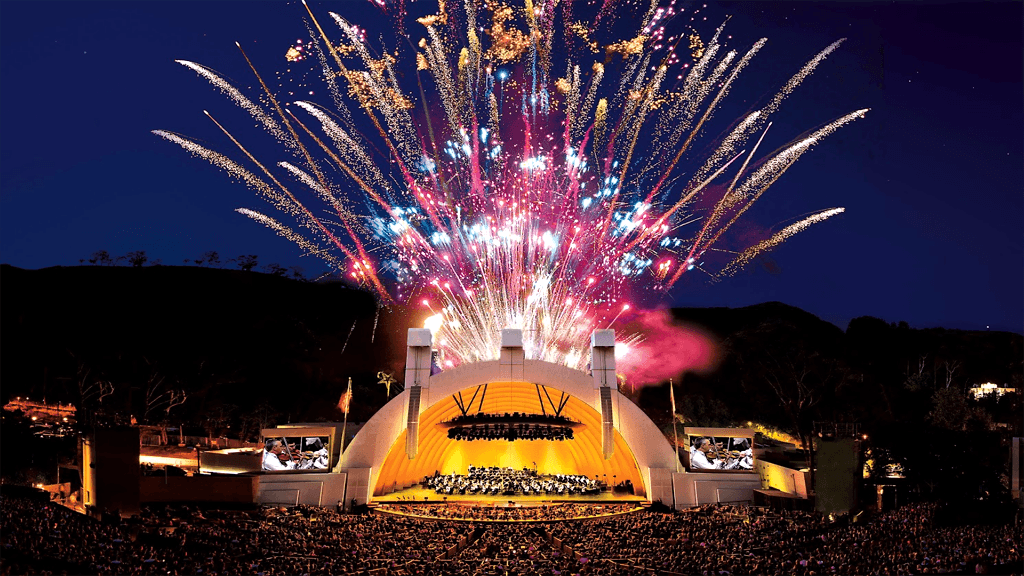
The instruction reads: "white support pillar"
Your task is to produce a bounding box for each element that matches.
[590,329,616,388]
[591,329,616,460]
[404,328,433,459]
[405,329,433,388]
[499,328,525,382]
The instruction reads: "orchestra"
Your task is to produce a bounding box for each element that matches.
[424,466,601,496]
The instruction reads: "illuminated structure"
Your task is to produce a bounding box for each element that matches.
[198,327,762,509]
[969,382,1017,400]
[82,427,141,516]
[339,328,676,508]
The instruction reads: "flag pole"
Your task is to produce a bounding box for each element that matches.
[670,378,680,473]
[341,376,352,457]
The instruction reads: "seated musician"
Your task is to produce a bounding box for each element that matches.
[690,437,740,470]
[262,438,296,471]
[733,439,754,469]
[298,437,329,470]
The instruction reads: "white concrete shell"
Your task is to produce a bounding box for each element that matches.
[337,329,680,505]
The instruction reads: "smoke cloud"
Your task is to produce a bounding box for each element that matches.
[615,309,720,387]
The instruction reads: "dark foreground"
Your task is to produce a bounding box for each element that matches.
[1,495,1020,576]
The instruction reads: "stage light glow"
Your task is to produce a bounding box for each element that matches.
[424,313,444,336]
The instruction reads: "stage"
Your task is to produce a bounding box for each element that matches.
[374,484,646,505]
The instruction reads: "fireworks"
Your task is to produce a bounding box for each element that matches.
[156,1,866,371]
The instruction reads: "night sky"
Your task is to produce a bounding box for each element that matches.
[1,1,1021,333]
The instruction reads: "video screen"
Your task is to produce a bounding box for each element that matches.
[687,435,754,472]
[262,436,330,471]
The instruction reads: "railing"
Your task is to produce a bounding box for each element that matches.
[543,526,695,575]
[438,526,483,560]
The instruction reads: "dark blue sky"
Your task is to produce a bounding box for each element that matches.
[1,1,1021,333]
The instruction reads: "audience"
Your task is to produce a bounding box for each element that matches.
[377,502,636,522]
[1,495,1019,576]
[547,502,1021,576]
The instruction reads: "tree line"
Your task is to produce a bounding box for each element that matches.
[631,310,1022,503]
[80,249,308,280]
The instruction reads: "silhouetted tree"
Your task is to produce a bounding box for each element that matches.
[761,351,846,488]
[232,255,259,271]
[202,251,221,267]
[88,250,114,266]
[941,358,963,389]
[733,321,848,490]
[240,402,280,442]
[141,359,187,443]
[288,266,305,281]
[263,263,288,277]
[121,251,149,267]
[72,359,114,427]
[928,387,992,432]
[928,387,969,430]
[203,404,235,446]
[903,355,930,392]
[677,394,732,427]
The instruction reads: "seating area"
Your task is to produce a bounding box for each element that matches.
[375,502,638,522]
[2,495,1019,576]
[424,466,601,496]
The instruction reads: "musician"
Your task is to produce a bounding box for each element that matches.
[691,437,740,470]
[263,438,296,471]
[299,437,329,470]
[690,437,716,470]
[733,439,754,470]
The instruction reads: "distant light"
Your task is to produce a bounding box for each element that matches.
[862,434,868,440]
[424,314,443,336]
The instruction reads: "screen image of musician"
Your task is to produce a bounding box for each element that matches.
[262,436,330,471]
[687,436,754,471]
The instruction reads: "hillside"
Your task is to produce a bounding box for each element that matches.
[1,264,394,422]
[2,264,1020,431]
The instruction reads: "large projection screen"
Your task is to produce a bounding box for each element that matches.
[684,427,756,473]
[260,427,335,472]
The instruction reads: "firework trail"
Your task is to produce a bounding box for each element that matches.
[340,319,358,356]
[156,1,866,371]
[718,207,847,278]
[175,61,291,145]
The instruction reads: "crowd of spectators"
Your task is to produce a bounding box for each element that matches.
[425,467,600,496]
[547,502,1021,576]
[435,524,592,576]
[376,503,637,522]
[0,496,471,576]
[1,494,1019,576]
